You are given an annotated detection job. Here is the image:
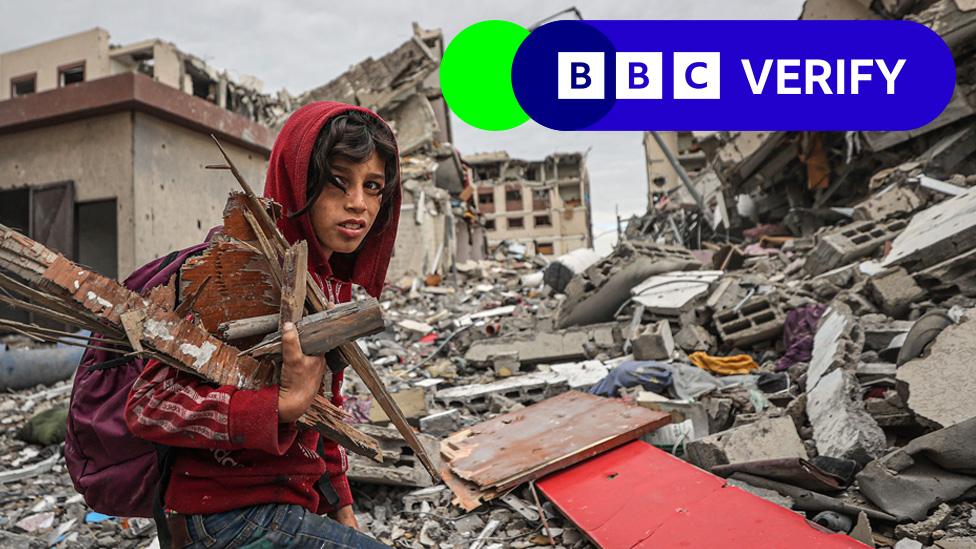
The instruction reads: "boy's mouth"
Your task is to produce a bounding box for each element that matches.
[336,219,367,238]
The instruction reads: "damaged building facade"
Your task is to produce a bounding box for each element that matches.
[0,28,288,126]
[467,151,593,257]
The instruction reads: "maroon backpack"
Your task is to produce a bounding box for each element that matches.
[64,242,208,517]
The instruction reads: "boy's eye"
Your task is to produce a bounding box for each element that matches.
[365,181,384,193]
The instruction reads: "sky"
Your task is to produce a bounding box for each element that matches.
[0,0,804,254]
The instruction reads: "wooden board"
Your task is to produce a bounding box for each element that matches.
[442,391,670,494]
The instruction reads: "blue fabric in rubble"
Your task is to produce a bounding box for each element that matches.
[588,360,673,398]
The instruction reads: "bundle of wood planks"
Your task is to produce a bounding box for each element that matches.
[0,137,438,479]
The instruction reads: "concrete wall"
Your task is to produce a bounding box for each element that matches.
[0,28,112,100]
[389,199,443,280]
[131,112,268,269]
[0,112,135,273]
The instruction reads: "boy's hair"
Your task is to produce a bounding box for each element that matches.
[290,110,398,224]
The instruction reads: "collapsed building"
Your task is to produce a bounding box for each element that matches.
[467,151,594,257]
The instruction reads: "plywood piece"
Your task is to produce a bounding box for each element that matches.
[180,240,280,333]
[538,441,868,549]
[442,391,670,493]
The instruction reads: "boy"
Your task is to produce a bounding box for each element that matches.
[125,102,400,548]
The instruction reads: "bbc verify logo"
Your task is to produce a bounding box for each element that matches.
[559,52,720,100]
[558,52,907,100]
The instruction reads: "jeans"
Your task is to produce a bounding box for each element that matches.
[180,503,390,548]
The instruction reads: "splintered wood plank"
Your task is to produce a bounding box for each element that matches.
[180,240,280,334]
[442,392,670,494]
[280,241,308,329]
[248,300,385,357]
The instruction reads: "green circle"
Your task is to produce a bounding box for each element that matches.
[441,20,530,131]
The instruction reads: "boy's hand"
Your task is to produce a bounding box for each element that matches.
[278,322,327,423]
[331,505,359,530]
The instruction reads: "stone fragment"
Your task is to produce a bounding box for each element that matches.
[685,416,807,470]
[632,320,675,361]
[897,317,976,428]
[868,267,926,318]
[419,409,462,437]
[806,369,886,464]
[369,387,428,426]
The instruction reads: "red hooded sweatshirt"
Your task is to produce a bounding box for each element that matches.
[124,102,401,516]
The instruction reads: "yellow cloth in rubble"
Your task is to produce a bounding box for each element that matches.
[688,352,758,375]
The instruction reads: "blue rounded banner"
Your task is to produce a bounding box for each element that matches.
[510,20,956,131]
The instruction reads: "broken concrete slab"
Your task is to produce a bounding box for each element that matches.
[685,416,807,470]
[488,351,520,377]
[557,242,701,328]
[806,368,887,464]
[419,409,461,437]
[673,323,716,352]
[463,323,619,366]
[806,304,863,391]
[548,360,610,391]
[629,270,722,316]
[868,267,926,318]
[434,372,567,412]
[853,184,924,222]
[897,315,976,428]
[861,316,914,351]
[882,186,976,271]
[858,416,976,521]
[632,320,675,361]
[347,425,441,487]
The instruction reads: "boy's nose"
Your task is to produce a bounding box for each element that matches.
[345,184,367,212]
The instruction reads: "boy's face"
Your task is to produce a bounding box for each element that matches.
[309,152,386,257]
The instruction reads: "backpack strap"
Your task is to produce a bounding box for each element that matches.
[152,444,174,547]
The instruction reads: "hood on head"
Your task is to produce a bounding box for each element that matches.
[263,101,401,299]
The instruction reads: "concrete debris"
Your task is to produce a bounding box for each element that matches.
[807,368,887,464]
[346,425,441,488]
[543,248,603,293]
[713,294,786,347]
[858,416,976,521]
[686,416,808,470]
[632,320,675,361]
[804,218,907,276]
[867,267,927,318]
[897,314,976,428]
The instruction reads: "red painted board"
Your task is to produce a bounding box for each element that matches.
[537,441,870,549]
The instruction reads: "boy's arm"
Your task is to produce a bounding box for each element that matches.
[125,359,298,455]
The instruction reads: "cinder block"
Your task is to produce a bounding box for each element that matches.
[434,372,568,412]
[713,295,785,347]
[805,219,907,276]
[633,320,675,360]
